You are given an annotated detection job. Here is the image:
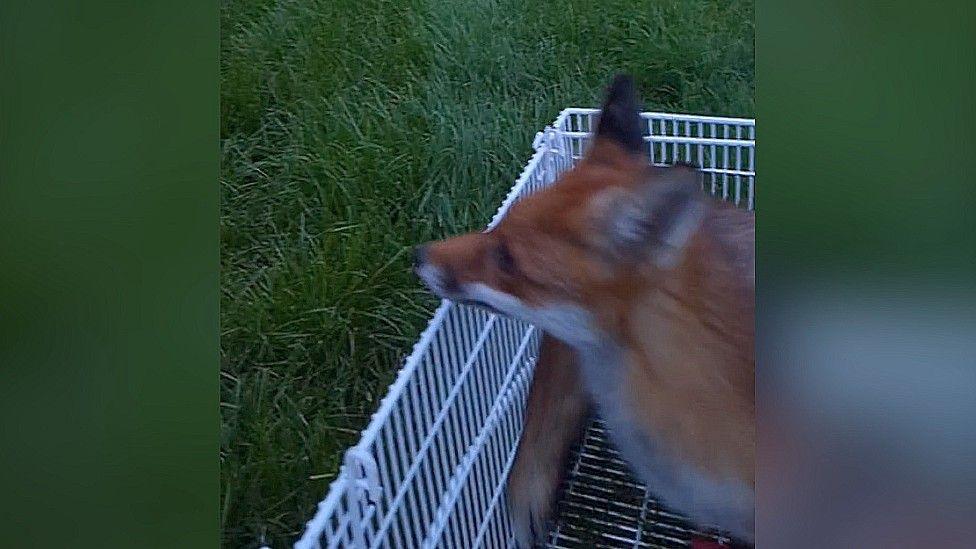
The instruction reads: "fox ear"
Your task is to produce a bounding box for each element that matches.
[594,74,643,154]
[594,164,706,268]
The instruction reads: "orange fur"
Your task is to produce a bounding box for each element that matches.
[507,334,588,545]
[427,141,755,485]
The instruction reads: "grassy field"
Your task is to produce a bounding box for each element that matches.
[220,0,753,546]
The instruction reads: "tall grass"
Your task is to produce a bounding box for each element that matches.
[220,0,753,545]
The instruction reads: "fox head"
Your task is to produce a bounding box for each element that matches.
[414,75,710,347]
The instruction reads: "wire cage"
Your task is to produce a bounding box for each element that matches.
[295,109,756,549]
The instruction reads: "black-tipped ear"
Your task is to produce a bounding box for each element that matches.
[595,74,643,154]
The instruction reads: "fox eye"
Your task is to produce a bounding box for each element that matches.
[496,242,517,275]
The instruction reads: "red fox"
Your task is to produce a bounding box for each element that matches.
[414,75,755,546]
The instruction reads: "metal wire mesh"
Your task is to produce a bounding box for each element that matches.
[540,419,751,549]
[295,109,755,549]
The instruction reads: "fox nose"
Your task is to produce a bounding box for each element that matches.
[412,244,429,269]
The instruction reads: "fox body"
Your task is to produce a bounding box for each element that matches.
[414,75,754,545]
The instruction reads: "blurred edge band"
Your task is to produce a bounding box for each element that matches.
[0,2,219,549]
[758,1,976,547]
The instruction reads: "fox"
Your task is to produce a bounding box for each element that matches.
[413,75,755,547]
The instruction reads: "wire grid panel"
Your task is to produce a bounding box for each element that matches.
[295,110,755,549]
[558,109,756,208]
[541,419,751,549]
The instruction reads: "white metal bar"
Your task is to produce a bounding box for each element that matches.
[423,327,537,547]
[354,301,451,451]
[723,125,730,200]
[710,124,718,194]
[561,107,754,125]
[672,119,679,164]
[684,120,691,161]
[653,165,754,177]
[735,126,743,206]
[295,475,350,549]
[554,130,753,148]
[369,315,500,544]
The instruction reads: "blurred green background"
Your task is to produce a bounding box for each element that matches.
[758,3,976,545]
[759,1,975,278]
[0,2,217,548]
[219,0,752,546]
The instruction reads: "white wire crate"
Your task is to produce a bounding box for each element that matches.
[295,109,756,549]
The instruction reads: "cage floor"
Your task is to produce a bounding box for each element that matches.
[538,419,751,549]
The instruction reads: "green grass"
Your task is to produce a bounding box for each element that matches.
[220,0,753,546]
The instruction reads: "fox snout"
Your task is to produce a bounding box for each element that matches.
[412,243,460,298]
